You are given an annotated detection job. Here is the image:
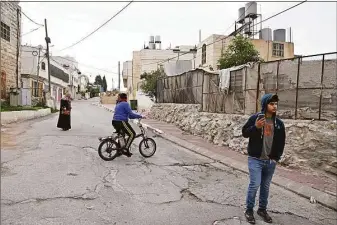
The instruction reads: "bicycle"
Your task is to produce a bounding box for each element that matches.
[97,119,157,161]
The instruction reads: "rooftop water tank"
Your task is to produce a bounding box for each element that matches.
[149,43,155,50]
[155,35,161,43]
[259,28,272,41]
[149,36,154,43]
[238,7,245,24]
[273,29,286,42]
[245,2,258,19]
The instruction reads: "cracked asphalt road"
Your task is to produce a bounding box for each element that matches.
[1,99,336,225]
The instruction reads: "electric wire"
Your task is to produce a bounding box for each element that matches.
[58,0,134,51]
[142,0,307,67]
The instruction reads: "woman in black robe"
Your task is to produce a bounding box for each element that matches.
[57,93,72,131]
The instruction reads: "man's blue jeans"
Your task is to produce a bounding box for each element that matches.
[246,157,276,211]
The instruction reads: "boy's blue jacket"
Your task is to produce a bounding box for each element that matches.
[113,101,142,121]
[242,93,286,161]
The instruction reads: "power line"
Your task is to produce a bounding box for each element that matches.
[212,2,253,45]
[58,0,134,51]
[51,55,119,74]
[21,11,44,27]
[142,0,307,67]
[21,27,43,37]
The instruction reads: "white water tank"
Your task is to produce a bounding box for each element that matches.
[259,28,272,41]
[155,35,161,43]
[149,36,154,43]
[273,29,286,42]
[245,2,258,18]
[238,7,245,23]
[149,43,155,49]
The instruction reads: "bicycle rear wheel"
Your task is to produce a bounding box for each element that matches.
[139,138,156,158]
[98,139,120,161]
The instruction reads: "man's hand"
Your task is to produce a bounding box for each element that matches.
[255,118,265,129]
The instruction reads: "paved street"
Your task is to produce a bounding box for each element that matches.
[1,99,336,225]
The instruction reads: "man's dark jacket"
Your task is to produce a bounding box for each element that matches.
[242,93,286,161]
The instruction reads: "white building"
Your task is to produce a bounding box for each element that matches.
[52,56,80,97]
[20,45,70,105]
[128,36,196,99]
[122,61,132,95]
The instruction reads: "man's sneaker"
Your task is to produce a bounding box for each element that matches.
[257,209,272,223]
[121,148,133,157]
[245,210,256,224]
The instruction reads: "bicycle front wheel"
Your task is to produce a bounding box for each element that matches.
[139,138,157,158]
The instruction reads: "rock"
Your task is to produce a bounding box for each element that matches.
[150,103,337,174]
[310,196,317,204]
[324,165,337,175]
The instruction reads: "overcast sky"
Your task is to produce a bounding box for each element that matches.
[19,0,337,90]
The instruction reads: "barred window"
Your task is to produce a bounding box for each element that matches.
[1,21,10,42]
[41,62,46,70]
[272,43,284,57]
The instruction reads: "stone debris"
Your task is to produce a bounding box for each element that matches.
[310,196,317,204]
[150,103,337,175]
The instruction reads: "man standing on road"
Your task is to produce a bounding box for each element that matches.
[242,93,286,224]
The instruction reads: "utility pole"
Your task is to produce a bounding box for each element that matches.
[36,45,42,81]
[44,19,51,93]
[118,61,121,91]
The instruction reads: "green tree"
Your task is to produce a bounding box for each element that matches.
[140,68,165,98]
[94,75,103,86]
[87,83,100,98]
[218,35,263,70]
[102,75,108,92]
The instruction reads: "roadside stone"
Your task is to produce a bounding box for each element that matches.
[150,103,337,174]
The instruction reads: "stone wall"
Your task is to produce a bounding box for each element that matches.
[0,1,22,99]
[150,103,337,175]
[1,108,51,125]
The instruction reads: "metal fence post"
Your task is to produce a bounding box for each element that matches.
[201,71,204,110]
[318,54,325,120]
[255,63,261,113]
[294,57,301,120]
[276,61,280,93]
[243,67,247,114]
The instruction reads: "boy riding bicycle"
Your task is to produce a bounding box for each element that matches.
[112,93,145,157]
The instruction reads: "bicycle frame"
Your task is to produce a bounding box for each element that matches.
[98,119,148,143]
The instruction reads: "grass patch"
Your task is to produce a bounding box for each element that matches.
[51,108,59,113]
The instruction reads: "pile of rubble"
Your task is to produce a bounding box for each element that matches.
[150,103,337,175]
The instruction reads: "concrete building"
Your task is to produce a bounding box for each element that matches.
[195,33,294,71]
[122,60,132,95]
[78,74,89,92]
[20,45,70,106]
[52,56,80,98]
[0,1,22,100]
[130,42,196,99]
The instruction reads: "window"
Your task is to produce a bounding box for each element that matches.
[41,62,46,70]
[272,43,284,57]
[202,44,206,65]
[1,21,10,42]
[32,81,38,97]
[31,81,43,97]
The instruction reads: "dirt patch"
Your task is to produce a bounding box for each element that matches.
[1,125,27,149]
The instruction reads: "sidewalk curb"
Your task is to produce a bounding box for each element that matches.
[145,124,337,211]
[94,102,336,210]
